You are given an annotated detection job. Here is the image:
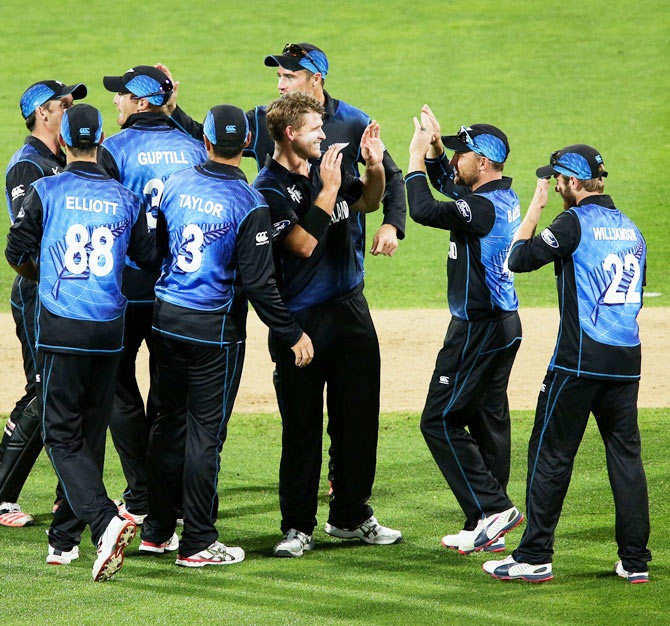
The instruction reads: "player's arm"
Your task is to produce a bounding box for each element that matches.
[97,144,121,181]
[127,201,162,272]
[6,160,45,223]
[350,122,385,214]
[5,186,44,281]
[508,189,580,273]
[237,205,313,366]
[421,104,471,200]
[261,145,343,258]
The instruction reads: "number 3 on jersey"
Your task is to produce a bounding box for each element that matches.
[602,253,641,304]
[177,224,204,272]
[143,178,165,230]
[63,224,114,276]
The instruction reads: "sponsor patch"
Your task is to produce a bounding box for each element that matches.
[11,184,25,200]
[456,199,472,222]
[540,383,546,393]
[439,375,450,385]
[225,124,236,133]
[272,219,291,237]
[255,231,269,245]
[287,184,302,203]
[540,228,559,248]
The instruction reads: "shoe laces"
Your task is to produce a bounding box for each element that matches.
[0,502,21,514]
[285,529,311,545]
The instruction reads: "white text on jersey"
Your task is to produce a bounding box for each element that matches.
[66,196,118,215]
[179,194,223,217]
[137,151,189,166]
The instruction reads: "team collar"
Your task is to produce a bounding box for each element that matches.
[25,135,66,167]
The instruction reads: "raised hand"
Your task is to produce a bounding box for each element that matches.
[361,121,384,166]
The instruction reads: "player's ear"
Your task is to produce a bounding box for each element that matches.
[244,131,252,149]
[285,125,295,142]
[203,136,213,153]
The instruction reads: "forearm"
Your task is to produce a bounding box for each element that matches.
[357,162,385,213]
[380,167,406,237]
[513,203,544,244]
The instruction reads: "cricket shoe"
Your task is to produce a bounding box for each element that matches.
[114,500,147,525]
[460,507,523,554]
[175,541,245,567]
[0,502,34,527]
[273,529,314,557]
[483,555,553,582]
[442,530,506,553]
[325,516,403,545]
[46,544,80,565]
[92,516,137,582]
[139,533,179,554]
[615,560,649,584]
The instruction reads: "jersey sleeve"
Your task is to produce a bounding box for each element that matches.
[168,105,204,141]
[340,169,364,207]
[507,210,580,273]
[379,149,406,238]
[5,184,44,267]
[97,143,121,181]
[406,171,495,235]
[6,160,45,222]
[425,152,471,200]
[257,184,299,242]
[127,200,162,272]
[236,206,303,346]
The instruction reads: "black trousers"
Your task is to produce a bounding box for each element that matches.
[420,312,522,529]
[142,335,244,557]
[38,350,120,550]
[271,292,380,536]
[108,304,158,514]
[513,372,651,572]
[0,278,39,502]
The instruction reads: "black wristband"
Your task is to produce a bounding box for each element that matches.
[299,204,332,240]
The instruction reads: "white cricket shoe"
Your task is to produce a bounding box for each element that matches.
[483,555,553,582]
[92,516,137,582]
[442,529,505,553]
[114,500,147,525]
[0,502,34,527]
[175,541,245,567]
[46,544,80,565]
[615,560,649,584]
[461,507,523,554]
[139,533,179,554]
[274,529,314,557]
[325,516,402,545]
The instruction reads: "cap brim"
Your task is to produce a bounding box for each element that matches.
[103,75,127,93]
[535,165,557,179]
[61,83,87,101]
[441,135,471,153]
[264,54,304,72]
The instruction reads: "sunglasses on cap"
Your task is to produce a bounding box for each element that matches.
[283,43,319,68]
[456,125,475,147]
[549,150,583,178]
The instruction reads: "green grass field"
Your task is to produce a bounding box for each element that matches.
[3,410,666,625]
[0,0,668,309]
[1,2,667,623]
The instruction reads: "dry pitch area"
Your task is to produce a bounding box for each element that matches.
[0,307,667,413]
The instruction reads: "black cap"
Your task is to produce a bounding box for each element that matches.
[264,43,329,77]
[20,80,87,119]
[441,123,510,163]
[536,144,608,180]
[203,105,249,148]
[60,103,103,149]
[103,66,173,106]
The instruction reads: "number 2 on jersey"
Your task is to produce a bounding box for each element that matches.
[602,253,641,304]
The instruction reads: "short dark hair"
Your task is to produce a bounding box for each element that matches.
[25,112,36,131]
[211,142,244,159]
[559,165,606,193]
[266,92,325,144]
[67,145,99,159]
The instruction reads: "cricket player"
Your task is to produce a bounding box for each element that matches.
[483,145,651,583]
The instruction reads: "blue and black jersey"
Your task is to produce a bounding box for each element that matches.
[253,157,364,312]
[169,91,406,267]
[98,112,206,303]
[5,162,158,353]
[153,160,302,347]
[508,194,646,380]
[407,160,520,321]
[5,136,66,224]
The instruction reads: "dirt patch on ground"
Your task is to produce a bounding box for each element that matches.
[0,308,667,414]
